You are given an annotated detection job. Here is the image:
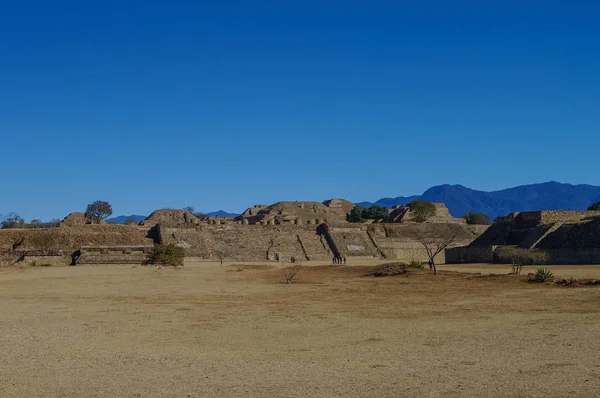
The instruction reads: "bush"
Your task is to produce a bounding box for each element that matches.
[408,200,436,223]
[528,267,554,283]
[1,212,25,229]
[409,260,425,270]
[144,244,184,267]
[282,262,302,284]
[494,247,549,265]
[347,205,390,222]
[85,201,113,223]
[361,205,389,220]
[370,263,407,277]
[588,202,600,211]
[346,206,365,223]
[464,212,492,225]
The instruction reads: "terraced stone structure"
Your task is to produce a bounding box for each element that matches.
[446,210,600,264]
[0,201,484,266]
[145,203,481,263]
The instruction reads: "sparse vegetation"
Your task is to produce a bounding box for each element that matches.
[528,267,554,283]
[85,201,113,223]
[124,217,138,225]
[1,212,25,229]
[370,262,407,277]
[409,260,426,270]
[215,250,226,266]
[144,244,185,267]
[282,261,302,284]
[464,212,492,225]
[183,206,207,220]
[408,200,436,223]
[495,247,549,266]
[409,224,458,275]
[510,262,523,275]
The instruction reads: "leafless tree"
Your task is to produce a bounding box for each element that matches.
[409,224,459,275]
[282,260,302,284]
[215,250,226,266]
[1,212,24,229]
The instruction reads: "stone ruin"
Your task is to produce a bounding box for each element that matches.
[235,199,354,226]
[446,210,600,264]
[385,203,465,224]
[1,199,486,266]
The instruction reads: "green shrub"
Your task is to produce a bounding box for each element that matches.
[361,205,389,220]
[144,244,185,267]
[588,202,600,211]
[464,212,492,225]
[529,267,554,283]
[346,206,365,223]
[409,260,425,270]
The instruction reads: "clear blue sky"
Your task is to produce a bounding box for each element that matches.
[1,1,599,220]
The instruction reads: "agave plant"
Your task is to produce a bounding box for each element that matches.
[534,267,554,282]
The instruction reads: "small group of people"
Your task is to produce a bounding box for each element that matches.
[332,256,346,265]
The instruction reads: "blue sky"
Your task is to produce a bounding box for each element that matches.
[1,1,599,220]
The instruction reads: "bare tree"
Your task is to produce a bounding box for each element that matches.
[1,212,25,229]
[215,250,226,266]
[409,224,459,275]
[282,260,302,284]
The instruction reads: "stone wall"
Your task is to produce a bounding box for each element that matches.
[158,224,332,261]
[445,246,495,264]
[327,224,379,259]
[366,223,482,263]
[540,210,600,224]
[0,226,153,252]
[77,246,152,265]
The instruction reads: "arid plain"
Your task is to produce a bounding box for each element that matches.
[1,261,599,397]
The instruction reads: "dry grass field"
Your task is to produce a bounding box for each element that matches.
[1,260,599,397]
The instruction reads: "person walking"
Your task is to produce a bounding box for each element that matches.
[343,257,346,265]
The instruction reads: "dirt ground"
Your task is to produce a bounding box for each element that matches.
[1,261,599,397]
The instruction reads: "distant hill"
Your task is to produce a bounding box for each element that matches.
[357,182,600,220]
[206,210,239,218]
[106,215,146,224]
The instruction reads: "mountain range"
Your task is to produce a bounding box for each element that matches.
[356,182,600,220]
[105,182,600,224]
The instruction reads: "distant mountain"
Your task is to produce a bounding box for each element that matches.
[206,210,239,218]
[355,195,420,209]
[106,215,146,224]
[357,182,600,220]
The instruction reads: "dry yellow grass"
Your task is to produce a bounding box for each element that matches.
[0,261,599,397]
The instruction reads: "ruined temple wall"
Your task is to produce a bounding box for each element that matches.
[445,246,496,264]
[0,226,153,252]
[159,224,332,261]
[514,211,543,228]
[327,225,379,258]
[536,218,600,249]
[539,210,600,224]
[365,223,483,263]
